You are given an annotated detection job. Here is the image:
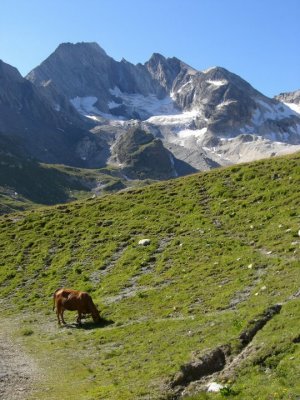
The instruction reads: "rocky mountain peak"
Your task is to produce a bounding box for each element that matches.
[275,89,300,105]
[27,42,110,86]
[0,60,23,82]
[26,41,115,103]
[147,52,166,66]
[202,65,229,75]
[53,41,108,59]
[145,53,193,93]
[202,66,262,95]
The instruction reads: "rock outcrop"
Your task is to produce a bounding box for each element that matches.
[110,126,176,180]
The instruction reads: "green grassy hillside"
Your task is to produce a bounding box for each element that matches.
[0,150,144,214]
[0,152,299,399]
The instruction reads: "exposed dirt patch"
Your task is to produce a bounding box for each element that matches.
[104,280,172,305]
[90,243,128,283]
[227,265,268,310]
[103,237,174,305]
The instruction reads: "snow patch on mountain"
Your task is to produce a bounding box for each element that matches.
[158,126,208,149]
[216,100,237,109]
[70,96,100,114]
[206,79,228,87]
[284,102,300,114]
[146,110,200,126]
[70,96,126,121]
[86,113,125,122]
[109,86,178,117]
[176,128,208,146]
[252,99,300,125]
[203,135,300,165]
[202,67,218,73]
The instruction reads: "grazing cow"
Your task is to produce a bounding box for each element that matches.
[53,288,101,325]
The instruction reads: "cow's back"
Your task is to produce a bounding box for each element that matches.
[61,290,90,313]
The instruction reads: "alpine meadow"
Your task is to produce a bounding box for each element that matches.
[0,152,299,399]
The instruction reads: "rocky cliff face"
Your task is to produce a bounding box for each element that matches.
[0,59,107,167]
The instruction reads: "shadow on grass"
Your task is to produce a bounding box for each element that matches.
[63,318,114,330]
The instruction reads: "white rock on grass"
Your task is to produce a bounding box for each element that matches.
[138,239,151,246]
[207,382,224,392]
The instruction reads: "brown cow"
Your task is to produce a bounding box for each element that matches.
[53,288,101,325]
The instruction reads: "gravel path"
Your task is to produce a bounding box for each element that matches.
[0,326,38,400]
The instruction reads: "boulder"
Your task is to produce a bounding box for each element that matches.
[207,382,224,392]
[138,239,151,246]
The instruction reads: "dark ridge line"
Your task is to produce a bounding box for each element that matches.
[239,304,282,347]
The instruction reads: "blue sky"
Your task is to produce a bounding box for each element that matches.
[1,0,299,97]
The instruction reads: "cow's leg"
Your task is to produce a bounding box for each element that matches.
[61,309,66,325]
[77,312,82,325]
[56,309,61,325]
[56,303,62,325]
[57,300,66,325]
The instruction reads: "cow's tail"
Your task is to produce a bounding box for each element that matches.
[52,288,61,311]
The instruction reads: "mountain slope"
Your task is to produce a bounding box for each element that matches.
[0,153,128,215]
[0,59,106,167]
[27,42,300,171]
[1,152,299,399]
[0,132,150,214]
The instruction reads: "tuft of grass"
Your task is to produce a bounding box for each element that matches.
[21,328,34,336]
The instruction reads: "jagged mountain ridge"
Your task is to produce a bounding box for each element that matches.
[26,42,193,119]
[26,42,300,171]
